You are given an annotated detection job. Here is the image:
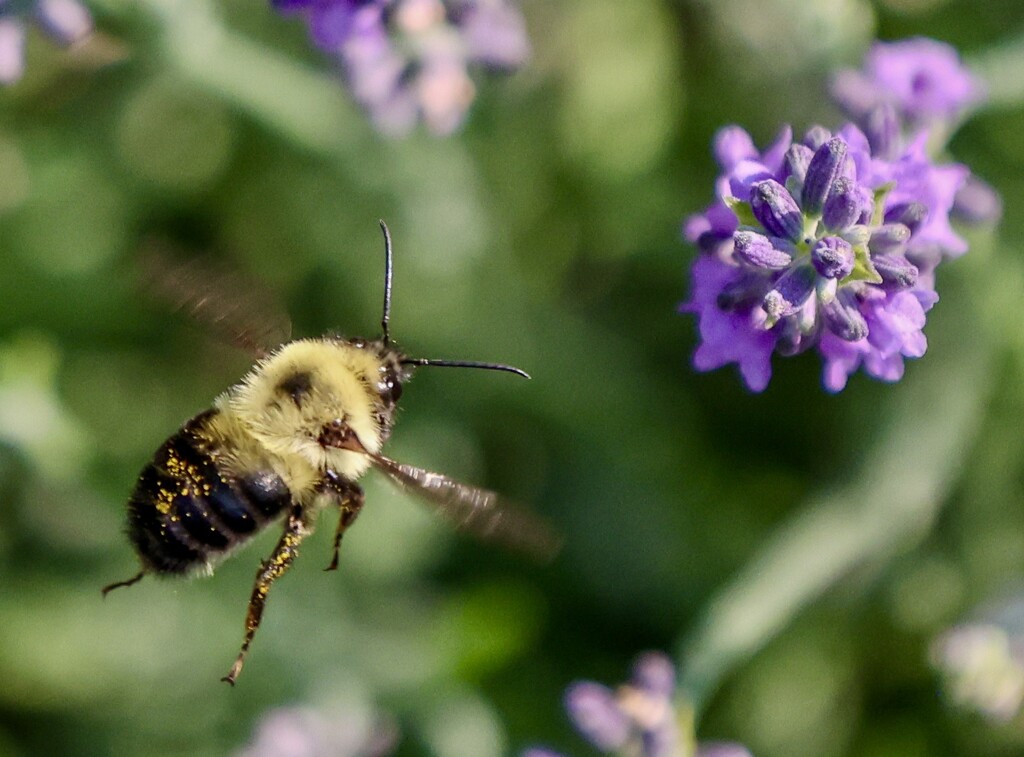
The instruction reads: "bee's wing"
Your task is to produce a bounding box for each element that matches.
[139,239,292,357]
[367,452,561,563]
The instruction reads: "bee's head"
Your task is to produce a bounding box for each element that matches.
[352,221,529,429]
[348,338,411,411]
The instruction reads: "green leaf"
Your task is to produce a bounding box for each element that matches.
[843,243,883,284]
[725,197,758,228]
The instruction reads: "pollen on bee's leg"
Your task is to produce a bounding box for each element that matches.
[221,506,306,685]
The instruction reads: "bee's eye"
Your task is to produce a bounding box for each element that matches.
[378,368,402,404]
[388,376,403,402]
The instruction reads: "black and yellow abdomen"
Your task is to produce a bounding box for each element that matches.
[127,410,292,574]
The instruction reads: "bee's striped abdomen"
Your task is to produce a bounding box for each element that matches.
[126,410,291,574]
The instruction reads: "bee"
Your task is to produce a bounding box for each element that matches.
[103,222,559,685]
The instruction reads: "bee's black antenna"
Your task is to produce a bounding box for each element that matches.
[401,358,530,380]
[380,219,394,347]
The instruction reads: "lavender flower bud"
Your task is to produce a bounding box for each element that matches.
[822,178,871,232]
[783,143,814,186]
[750,180,803,242]
[952,175,1003,224]
[733,230,792,270]
[884,202,929,236]
[873,253,919,289]
[630,652,675,699]
[821,289,868,341]
[865,103,899,160]
[811,236,854,279]
[802,125,832,150]
[763,265,815,320]
[802,137,849,216]
[564,683,630,751]
[868,223,911,255]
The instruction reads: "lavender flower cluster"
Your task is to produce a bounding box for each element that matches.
[682,38,997,392]
[274,0,530,135]
[526,652,750,757]
[0,0,91,83]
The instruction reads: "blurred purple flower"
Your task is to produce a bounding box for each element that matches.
[952,174,1003,225]
[0,0,91,84]
[831,37,982,131]
[682,123,959,393]
[237,704,397,757]
[274,0,529,136]
[831,37,1000,232]
[526,651,750,757]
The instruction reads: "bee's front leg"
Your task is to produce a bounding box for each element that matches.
[320,471,364,572]
[222,503,307,686]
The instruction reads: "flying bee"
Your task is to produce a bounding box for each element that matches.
[103,222,559,685]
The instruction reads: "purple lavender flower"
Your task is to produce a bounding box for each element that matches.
[0,0,91,84]
[529,652,744,757]
[682,123,959,392]
[831,37,982,131]
[275,0,529,136]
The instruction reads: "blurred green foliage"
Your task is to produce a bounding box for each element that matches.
[2,0,1024,755]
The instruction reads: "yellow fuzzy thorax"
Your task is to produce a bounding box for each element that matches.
[214,338,389,495]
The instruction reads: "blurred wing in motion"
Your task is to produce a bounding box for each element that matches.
[138,239,293,357]
[369,452,562,563]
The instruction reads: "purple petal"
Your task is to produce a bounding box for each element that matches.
[0,20,25,84]
[714,125,758,170]
[34,0,91,45]
[461,2,530,68]
[760,124,794,175]
[952,174,1003,224]
[564,682,631,751]
[863,37,983,124]
[683,255,778,392]
[630,652,675,699]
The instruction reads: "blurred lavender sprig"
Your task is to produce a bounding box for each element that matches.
[526,652,750,757]
[0,0,91,83]
[681,37,998,393]
[273,0,529,136]
[830,37,983,137]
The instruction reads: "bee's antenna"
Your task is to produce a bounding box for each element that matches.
[401,358,530,380]
[380,219,394,347]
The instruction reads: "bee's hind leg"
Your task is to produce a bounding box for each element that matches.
[101,570,145,597]
[321,472,364,572]
[222,503,308,686]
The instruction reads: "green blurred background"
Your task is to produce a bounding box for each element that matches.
[2,0,1024,755]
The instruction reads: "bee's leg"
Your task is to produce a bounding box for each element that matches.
[321,471,364,572]
[222,504,308,686]
[101,570,145,597]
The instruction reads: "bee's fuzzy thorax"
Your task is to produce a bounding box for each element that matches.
[220,337,398,487]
